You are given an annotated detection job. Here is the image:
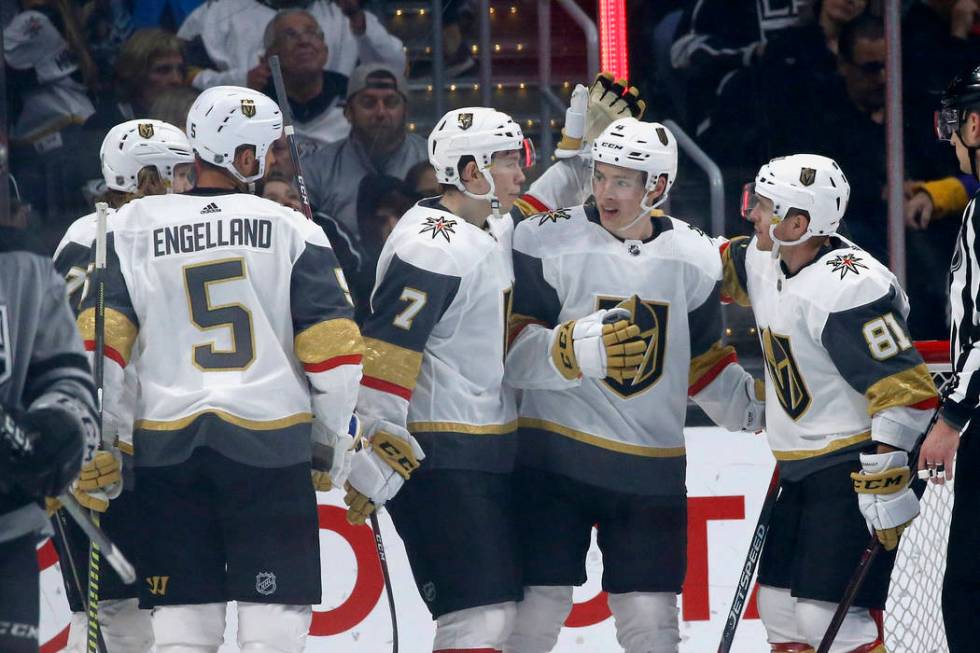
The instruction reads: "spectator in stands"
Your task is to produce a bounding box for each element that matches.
[261,170,303,212]
[405,160,440,197]
[81,0,134,87]
[177,0,405,91]
[148,85,199,130]
[669,0,812,130]
[4,3,99,232]
[100,28,187,125]
[300,63,426,236]
[262,9,349,144]
[350,173,417,318]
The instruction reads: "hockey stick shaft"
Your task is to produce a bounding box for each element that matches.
[817,403,945,652]
[87,202,109,653]
[267,55,314,222]
[58,492,136,584]
[717,465,780,653]
[816,538,881,653]
[370,511,399,653]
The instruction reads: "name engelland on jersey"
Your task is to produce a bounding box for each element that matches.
[152,217,273,257]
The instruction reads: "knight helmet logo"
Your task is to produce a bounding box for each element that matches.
[138,123,154,139]
[255,571,277,596]
[799,167,817,186]
[241,98,257,118]
[457,112,473,130]
[656,127,669,146]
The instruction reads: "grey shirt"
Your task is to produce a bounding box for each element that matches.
[300,132,428,237]
[0,247,98,542]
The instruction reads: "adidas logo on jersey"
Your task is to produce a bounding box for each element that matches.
[200,202,221,214]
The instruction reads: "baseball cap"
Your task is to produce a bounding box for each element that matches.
[346,63,408,100]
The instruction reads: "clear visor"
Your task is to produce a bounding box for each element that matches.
[740,182,757,220]
[935,107,961,142]
[490,139,536,172]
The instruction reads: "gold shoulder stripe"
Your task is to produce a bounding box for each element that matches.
[772,430,871,461]
[721,238,751,307]
[519,417,686,458]
[77,307,139,365]
[362,336,423,390]
[512,197,541,218]
[689,341,737,394]
[295,318,364,364]
[136,410,312,432]
[408,420,518,435]
[865,364,939,416]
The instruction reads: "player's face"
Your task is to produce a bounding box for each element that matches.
[488,150,526,210]
[746,193,776,251]
[592,162,647,228]
[172,163,194,193]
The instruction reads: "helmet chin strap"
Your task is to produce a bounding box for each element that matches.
[768,220,816,258]
[458,169,503,219]
[609,183,668,237]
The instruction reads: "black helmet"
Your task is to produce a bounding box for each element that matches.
[937,65,980,141]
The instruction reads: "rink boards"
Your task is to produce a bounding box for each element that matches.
[39,426,775,652]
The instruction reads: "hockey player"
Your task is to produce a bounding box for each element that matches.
[78,85,363,652]
[722,154,939,652]
[52,118,194,653]
[918,66,980,652]
[345,107,534,652]
[1,233,99,653]
[503,117,765,653]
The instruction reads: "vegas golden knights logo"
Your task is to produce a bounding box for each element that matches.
[799,167,816,186]
[457,112,473,130]
[761,328,811,420]
[146,576,169,596]
[138,122,154,138]
[240,98,257,118]
[596,296,669,398]
[656,127,669,146]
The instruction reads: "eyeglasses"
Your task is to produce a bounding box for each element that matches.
[279,27,324,43]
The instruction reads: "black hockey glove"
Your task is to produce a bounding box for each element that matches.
[0,404,84,500]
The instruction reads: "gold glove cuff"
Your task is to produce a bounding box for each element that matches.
[550,321,580,380]
[851,467,911,495]
[372,431,421,480]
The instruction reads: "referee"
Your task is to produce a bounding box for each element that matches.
[918,65,980,653]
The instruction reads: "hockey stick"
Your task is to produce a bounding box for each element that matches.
[86,201,109,653]
[58,492,136,584]
[717,465,781,653]
[816,406,945,653]
[370,511,399,653]
[267,54,314,221]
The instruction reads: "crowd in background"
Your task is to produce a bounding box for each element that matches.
[3,0,979,339]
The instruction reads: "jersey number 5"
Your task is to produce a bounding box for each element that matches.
[183,258,255,371]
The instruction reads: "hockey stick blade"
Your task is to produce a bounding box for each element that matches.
[58,493,136,584]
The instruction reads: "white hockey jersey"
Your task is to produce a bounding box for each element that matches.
[721,236,938,480]
[78,189,364,469]
[178,0,406,90]
[54,209,138,452]
[506,204,758,496]
[357,198,517,473]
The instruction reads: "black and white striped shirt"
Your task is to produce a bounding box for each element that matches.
[946,195,980,431]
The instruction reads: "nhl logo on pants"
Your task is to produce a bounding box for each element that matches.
[256,572,277,596]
